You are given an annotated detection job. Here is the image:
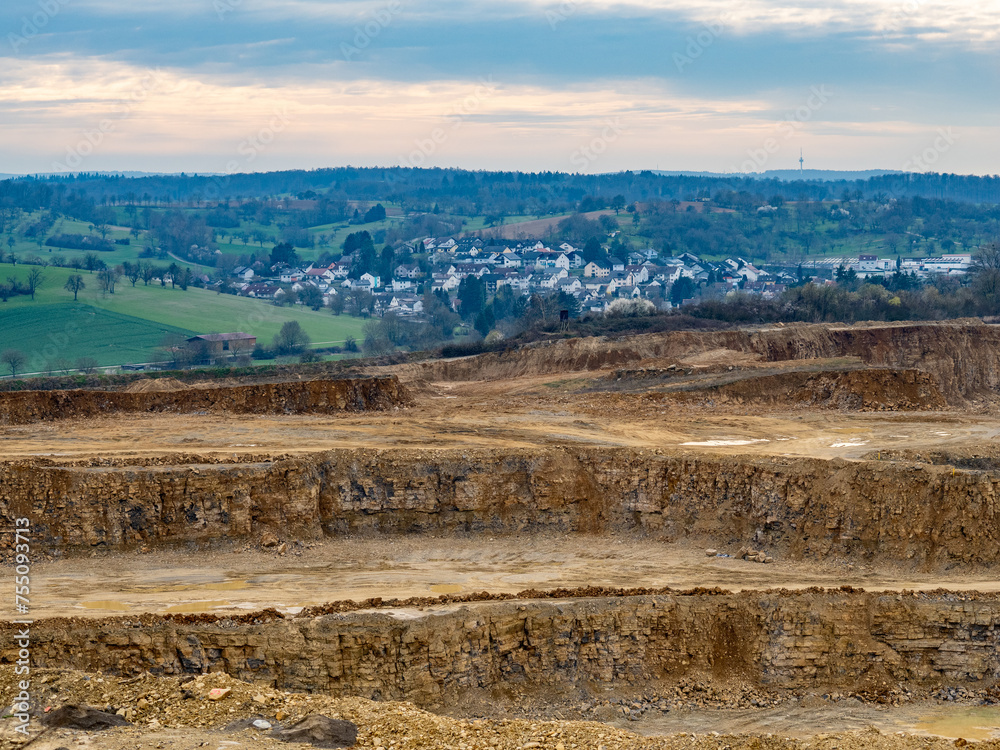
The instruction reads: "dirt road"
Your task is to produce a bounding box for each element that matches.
[23,535,1000,620]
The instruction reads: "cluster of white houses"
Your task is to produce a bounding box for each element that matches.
[224,237,976,319]
[228,238,790,316]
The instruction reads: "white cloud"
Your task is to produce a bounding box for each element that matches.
[0,56,990,175]
[528,0,1000,42]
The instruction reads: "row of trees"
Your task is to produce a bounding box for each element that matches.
[0,348,100,378]
[0,267,44,302]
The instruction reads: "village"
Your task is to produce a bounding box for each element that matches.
[226,235,976,318]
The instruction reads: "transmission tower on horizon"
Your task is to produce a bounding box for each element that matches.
[799,149,804,173]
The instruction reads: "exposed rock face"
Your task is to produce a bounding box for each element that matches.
[669,368,948,411]
[0,377,411,425]
[3,448,1000,565]
[6,591,1000,703]
[427,321,1000,402]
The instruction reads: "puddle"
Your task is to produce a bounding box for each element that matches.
[430,584,462,594]
[163,600,230,613]
[201,580,249,591]
[80,600,131,611]
[913,707,1000,740]
[831,441,868,448]
[680,439,769,447]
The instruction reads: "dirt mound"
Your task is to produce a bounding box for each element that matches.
[678,347,763,367]
[4,669,996,750]
[189,378,241,389]
[668,368,948,411]
[0,377,411,425]
[415,320,999,403]
[125,377,189,393]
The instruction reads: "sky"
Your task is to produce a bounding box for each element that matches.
[1,0,999,176]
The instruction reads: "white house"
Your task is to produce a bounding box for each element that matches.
[280,269,308,283]
[394,263,422,279]
[540,269,569,289]
[556,277,583,294]
[654,265,683,284]
[304,268,335,282]
[440,274,461,291]
[624,265,649,283]
[500,251,523,268]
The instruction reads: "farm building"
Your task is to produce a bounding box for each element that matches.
[185,332,257,362]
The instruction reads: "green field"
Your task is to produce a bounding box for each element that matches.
[0,304,194,373]
[0,263,367,370]
[7,204,574,272]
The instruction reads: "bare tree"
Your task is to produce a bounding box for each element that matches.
[971,241,1000,315]
[228,338,252,362]
[98,265,122,295]
[973,241,1000,270]
[159,332,187,369]
[75,356,99,374]
[272,321,310,355]
[64,274,85,301]
[122,261,141,287]
[25,268,44,300]
[1,349,27,378]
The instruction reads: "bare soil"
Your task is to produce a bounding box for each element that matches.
[25,535,1000,620]
[3,667,1000,750]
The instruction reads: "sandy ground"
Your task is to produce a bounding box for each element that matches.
[616,700,1000,741]
[3,386,998,461]
[21,535,1000,619]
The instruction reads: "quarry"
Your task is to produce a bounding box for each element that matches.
[4,319,1000,749]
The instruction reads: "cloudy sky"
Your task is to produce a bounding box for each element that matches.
[2,0,998,175]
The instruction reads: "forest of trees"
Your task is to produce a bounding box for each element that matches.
[5,168,1000,273]
[6,168,1000,222]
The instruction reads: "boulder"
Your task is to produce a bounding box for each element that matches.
[272,715,359,748]
[42,704,131,730]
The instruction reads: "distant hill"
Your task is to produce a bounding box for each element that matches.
[653,169,905,182]
[759,169,904,182]
[6,165,1000,205]
[5,171,208,180]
